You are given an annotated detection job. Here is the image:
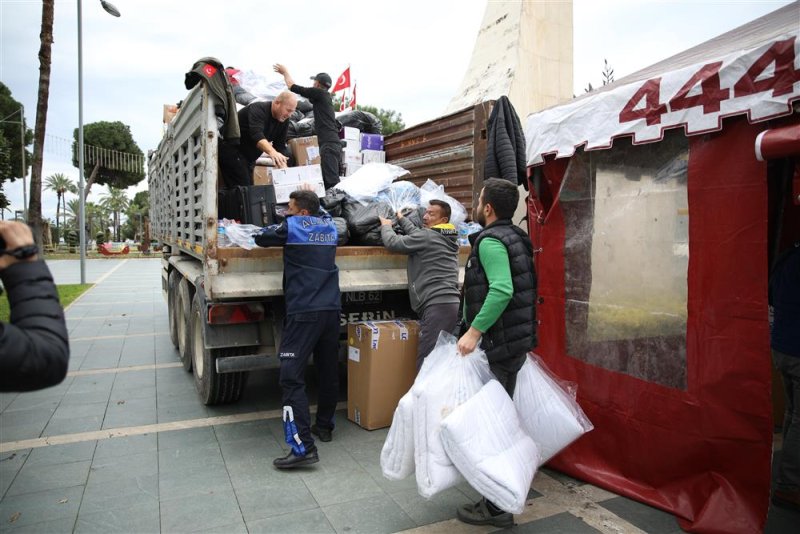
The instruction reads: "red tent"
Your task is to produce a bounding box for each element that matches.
[523,3,799,532]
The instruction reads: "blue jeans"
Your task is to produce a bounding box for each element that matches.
[774,349,800,491]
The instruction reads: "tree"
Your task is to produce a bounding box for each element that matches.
[121,190,149,241]
[72,121,145,198]
[98,185,129,241]
[28,0,55,247]
[44,173,77,232]
[66,198,108,248]
[0,83,33,209]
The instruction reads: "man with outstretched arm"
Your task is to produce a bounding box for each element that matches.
[274,64,341,189]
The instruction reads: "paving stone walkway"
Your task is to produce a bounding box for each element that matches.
[0,258,797,533]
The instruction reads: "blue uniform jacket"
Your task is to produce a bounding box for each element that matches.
[254,211,340,315]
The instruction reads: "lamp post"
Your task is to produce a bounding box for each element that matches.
[77,0,120,284]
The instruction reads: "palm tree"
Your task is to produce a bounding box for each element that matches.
[44,173,77,232]
[28,0,55,246]
[99,185,129,241]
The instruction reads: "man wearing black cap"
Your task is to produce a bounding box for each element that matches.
[274,64,341,189]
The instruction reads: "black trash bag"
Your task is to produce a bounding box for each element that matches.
[333,217,349,246]
[337,110,382,134]
[288,110,304,122]
[400,206,425,232]
[287,119,315,139]
[296,99,313,114]
[303,110,314,120]
[343,200,394,244]
[321,189,348,218]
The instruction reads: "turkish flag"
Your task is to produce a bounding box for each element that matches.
[350,83,357,110]
[332,67,350,93]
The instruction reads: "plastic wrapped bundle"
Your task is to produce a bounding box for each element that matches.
[513,354,594,463]
[419,179,467,226]
[376,181,421,213]
[440,380,540,514]
[412,333,493,498]
[336,163,410,205]
[381,390,415,480]
[337,110,383,134]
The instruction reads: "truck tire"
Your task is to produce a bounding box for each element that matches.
[190,294,249,405]
[167,269,180,349]
[176,278,193,372]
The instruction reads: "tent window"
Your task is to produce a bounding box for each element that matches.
[561,132,689,390]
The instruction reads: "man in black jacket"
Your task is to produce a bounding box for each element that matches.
[218,91,297,188]
[254,190,340,468]
[456,178,537,527]
[274,64,341,189]
[0,221,69,391]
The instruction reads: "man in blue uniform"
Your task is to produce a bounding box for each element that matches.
[254,190,341,468]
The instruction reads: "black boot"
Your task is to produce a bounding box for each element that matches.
[273,446,319,469]
[311,424,332,442]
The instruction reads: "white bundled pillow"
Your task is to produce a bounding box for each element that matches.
[513,355,594,463]
[380,390,415,480]
[440,380,540,514]
[412,332,492,499]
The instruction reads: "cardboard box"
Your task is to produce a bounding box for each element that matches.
[342,148,362,165]
[163,104,178,124]
[347,320,419,430]
[339,126,360,141]
[360,133,384,151]
[252,165,272,186]
[288,136,321,166]
[343,139,360,152]
[361,149,386,164]
[270,164,325,203]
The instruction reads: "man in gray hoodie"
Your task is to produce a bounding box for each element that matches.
[379,200,461,371]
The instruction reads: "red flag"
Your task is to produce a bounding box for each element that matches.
[332,67,350,93]
[350,83,357,110]
[339,95,346,112]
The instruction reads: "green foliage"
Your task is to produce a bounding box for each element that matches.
[121,190,149,240]
[331,97,406,135]
[72,121,145,189]
[99,185,130,241]
[0,82,32,182]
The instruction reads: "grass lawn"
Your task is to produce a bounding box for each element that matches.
[0,284,92,322]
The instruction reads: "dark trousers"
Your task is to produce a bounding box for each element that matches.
[320,142,342,189]
[218,140,253,188]
[279,310,340,449]
[417,302,460,371]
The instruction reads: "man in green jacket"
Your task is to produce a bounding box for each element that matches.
[456,178,537,528]
[379,199,461,371]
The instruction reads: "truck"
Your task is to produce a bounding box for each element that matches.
[148,84,495,405]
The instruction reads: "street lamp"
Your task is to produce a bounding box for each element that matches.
[77,0,120,284]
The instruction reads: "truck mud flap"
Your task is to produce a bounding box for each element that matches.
[216,353,278,373]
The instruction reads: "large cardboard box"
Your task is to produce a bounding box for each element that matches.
[252,165,272,186]
[360,133,384,151]
[270,165,325,203]
[342,148,362,165]
[347,320,419,430]
[288,136,321,166]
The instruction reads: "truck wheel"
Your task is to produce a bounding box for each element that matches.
[176,278,193,372]
[190,294,249,405]
[167,269,180,349]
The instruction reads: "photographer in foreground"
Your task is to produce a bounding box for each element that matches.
[0,221,69,391]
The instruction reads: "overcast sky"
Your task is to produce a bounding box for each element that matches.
[0,0,793,222]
